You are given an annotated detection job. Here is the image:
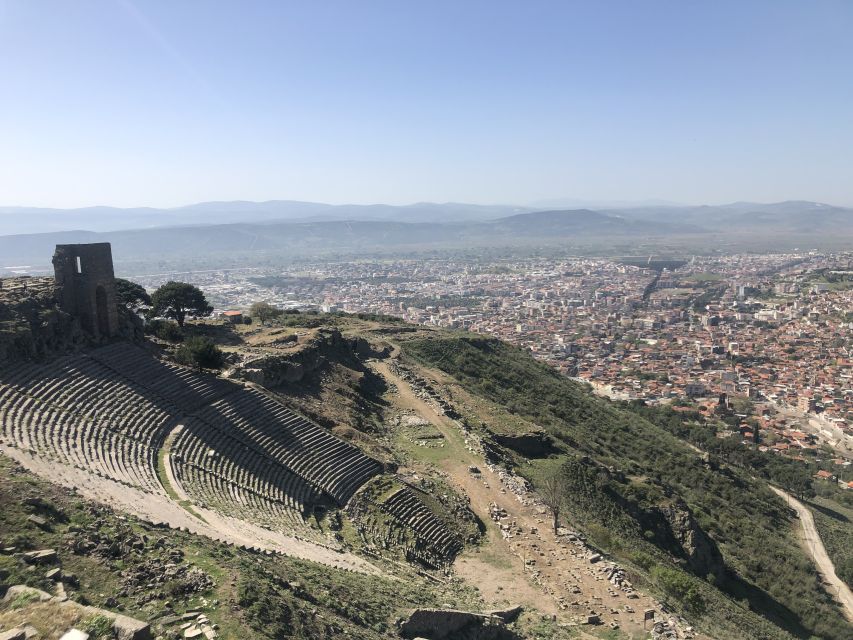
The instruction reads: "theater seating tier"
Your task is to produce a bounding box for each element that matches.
[0,343,383,531]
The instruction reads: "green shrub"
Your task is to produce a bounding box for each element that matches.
[0,555,24,584]
[651,566,706,615]
[175,336,225,371]
[630,551,656,571]
[82,614,114,639]
[145,319,184,342]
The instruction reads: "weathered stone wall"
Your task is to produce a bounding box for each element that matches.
[399,608,519,640]
[52,243,119,340]
[0,243,142,364]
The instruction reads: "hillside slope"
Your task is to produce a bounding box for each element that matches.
[401,332,853,640]
[3,312,852,639]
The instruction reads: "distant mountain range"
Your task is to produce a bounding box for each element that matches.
[1,200,852,269]
[0,201,533,235]
[606,200,853,233]
[0,208,683,267]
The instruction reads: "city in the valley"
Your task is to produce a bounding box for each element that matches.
[122,250,853,469]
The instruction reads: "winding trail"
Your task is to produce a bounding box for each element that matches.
[770,486,853,622]
[371,359,685,635]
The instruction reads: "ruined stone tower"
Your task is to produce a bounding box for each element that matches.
[52,243,119,339]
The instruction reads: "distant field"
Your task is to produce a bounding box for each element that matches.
[683,272,724,282]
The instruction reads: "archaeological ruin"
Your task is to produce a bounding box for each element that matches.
[0,244,461,568]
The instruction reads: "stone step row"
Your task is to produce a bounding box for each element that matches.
[170,454,306,528]
[170,423,320,516]
[90,343,236,412]
[0,358,175,445]
[191,389,381,504]
[1,343,385,537]
[382,488,463,557]
[0,395,165,493]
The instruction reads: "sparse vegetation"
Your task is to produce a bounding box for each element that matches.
[81,614,114,639]
[175,335,225,371]
[808,495,853,590]
[536,464,567,534]
[404,333,852,640]
[0,455,482,640]
[249,300,284,325]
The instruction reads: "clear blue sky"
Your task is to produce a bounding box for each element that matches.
[1,0,852,208]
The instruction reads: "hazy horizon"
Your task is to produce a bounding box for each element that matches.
[2,1,852,210]
[3,196,853,214]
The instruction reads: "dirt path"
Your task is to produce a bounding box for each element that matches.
[770,486,853,622]
[0,444,381,575]
[373,360,675,634]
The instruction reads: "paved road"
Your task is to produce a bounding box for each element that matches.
[770,486,853,622]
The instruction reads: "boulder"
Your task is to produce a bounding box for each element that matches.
[99,612,152,640]
[400,609,489,639]
[2,585,53,603]
[487,605,523,623]
[22,549,57,564]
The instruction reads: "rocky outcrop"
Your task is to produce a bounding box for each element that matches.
[0,277,142,364]
[232,329,335,385]
[559,457,725,581]
[231,329,389,387]
[1,585,152,640]
[351,336,390,359]
[0,278,81,363]
[657,499,725,581]
[491,430,558,457]
[399,608,520,640]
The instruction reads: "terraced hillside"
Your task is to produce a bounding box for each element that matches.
[0,342,383,533]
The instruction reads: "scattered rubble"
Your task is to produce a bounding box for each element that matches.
[1,585,152,640]
[178,613,219,640]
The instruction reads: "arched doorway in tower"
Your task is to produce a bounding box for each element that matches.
[95,285,110,337]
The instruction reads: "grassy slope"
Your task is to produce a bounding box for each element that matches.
[403,333,852,640]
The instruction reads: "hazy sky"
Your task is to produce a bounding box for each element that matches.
[2,0,852,208]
